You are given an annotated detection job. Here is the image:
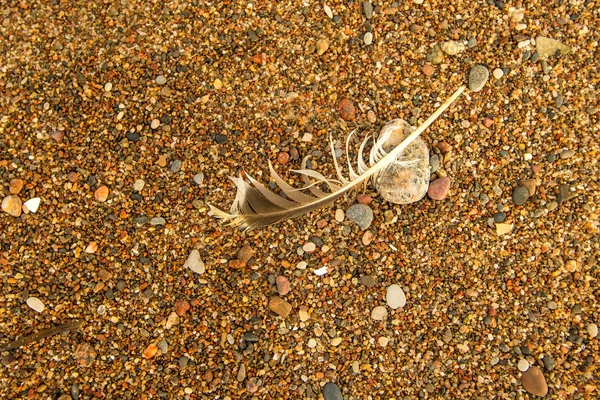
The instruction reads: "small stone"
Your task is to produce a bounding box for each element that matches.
[26,297,45,312]
[422,64,434,76]
[229,259,246,269]
[363,1,373,19]
[557,183,574,204]
[9,178,23,194]
[104,82,112,92]
[75,343,97,367]
[588,323,598,338]
[323,4,333,19]
[170,160,182,173]
[157,155,167,167]
[251,53,267,64]
[307,338,317,348]
[126,132,141,142]
[521,366,548,397]
[213,78,223,89]
[483,117,494,128]
[371,306,388,320]
[215,134,227,144]
[184,249,205,274]
[174,299,191,316]
[559,149,575,159]
[386,284,407,309]
[22,198,41,213]
[299,309,310,322]
[536,36,571,59]
[157,339,168,354]
[247,378,259,393]
[437,141,451,154]
[166,312,179,330]
[378,337,389,347]
[356,193,372,204]
[237,364,246,382]
[303,242,316,253]
[518,359,530,372]
[362,231,374,245]
[85,241,98,254]
[155,75,166,85]
[150,119,160,129]
[337,98,356,121]
[360,275,377,287]
[521,179,537,196]
[547,201,558,211]
[296,261,307,270]
[427,44,444,64]
[492,68,504,79]
[512,186,530,206]
[334,209,344,222]
[143,343,159,359]
[363,32,373,45]
[133,179,145,191]
[367,110,376,123]
[269,296,292,318]
[493,212,507,223]
[2,195,22,217]
[346,204,373,229]
[193,173,204,185]
[277,152,290,165]
[495,223,514,235]
[94,186,109,202]
[150,217,166,225]
[322,382,343,400]
[50,130,65,142]
[469,65,489,92]
[330,337,343,346]
[275,276,291,296]
[440,40,465,55]
[542,355,556,371]
[315,38,329,55]
[428,177,451,200]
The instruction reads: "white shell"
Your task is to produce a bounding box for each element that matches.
[23,197,41,213]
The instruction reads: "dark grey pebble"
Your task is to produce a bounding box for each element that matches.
[512,187,530,206]
[493,212,506,223]
[547,153,557,162]
[542,355,556,371]
[322,382,343,400]
[71,383,80,399]
[557,183,574,204]
[215,134,227,144]
[133,216,149,224]
[126,132,141,142]
[243,332,259,342]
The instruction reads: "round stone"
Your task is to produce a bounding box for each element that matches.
[386,284,407,309]
[492,68,504,79]
[315,38,329,55]
[428,177,451,200]
[302,242,316,253]
[322,382,343,400]
[521,366,548,397]
[337,98,356,121]
[193,173,204,185]
[133,179,145,191]
[371,306,388,321]
[334,209,344,222]
[363,32,373,45]
[150,119,160,129]
[307,338,317,348]
[26,297,45,312]
[517,359,530,372]
[469,65,489,92]
[94,186,109,202]
[346,204,373,230]
[104,82,112,91]
[275,276,291,296]
[156,75,166,85]
[512,186,530,206]
[2,195,22,217]
[9,178,23,194]
[588,323,598,338]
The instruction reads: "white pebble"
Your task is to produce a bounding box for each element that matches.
[26,297,45,313]
[156,75,167,85]
[104,82,113,92]
[386,284,406,309]
[364,32,373,45]
[303,242,316,253]
[133,179,145,191]
[378,336,389,347]
[371,306,388,321]
[588,323,598,338]
[335,209,345,222]
[323,4,333,19]
[515,23,527,31]
[150,119,160,130]
[296,261,307,270]
[314,267,328,276]
[511,10,525,23]
[184,249,205,274]
[23,197,41,213]
[493,68,504,79]
[307,338,317,348]
[193,173,204,185]
[517,359,530,372]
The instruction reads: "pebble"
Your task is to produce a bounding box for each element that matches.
[521,366,548,397]
[307,338,317,348]
[2,195,22,217]
[346,204,373,229]
[422,64,434,76]
[588,323,598,338]
[26,297,45,313]
[296,261,307,270]
[126,132,140,142]
[493,212,507,223]
[133,179,145,191]
[427,44,444,64]
[184,249,205,274]
[440,40,465,55]
[334,209,345,222]
[277,152,290,165]
[323,4,333,19]
[237,364,246,382]
[269,296,292,318]
[315,38,329,55]
[9,178,23,194]
[386,284,407,309]
[337,98,356,121]
[50,129,64,142]
[150,119,160,130]
[94,186,109,202]
[143,343,158,359]
[356,194,372,204]
[542,355,556,371]
[174,299,191,316]
[302,242,316,253]
[156,75,166,85]
[22,197,40,213]
[367,110,376,123]
[492,68,504,79]
[378,337,389,347]
[427,177,451,200]
[517,359,530,371]
[275,276,291,296]
[322,382,343,400]
[512,186,530,206]
[521,179,537,196]
[104,82,112,92]
[536,36,571,59]
[331,337,343,346]
[469,65,489,92]
[363,1,373,19]
[495,223,514,235]
[360,275,377,287]
[213,78,223,89]
[193,173,204,185]
[299,309,310,322]
[85,242,98,254]
[165,312,179,330]
[371,306,388,321]
[150,217,166,225]
[483,117,494,128]
[559,149,575,159]
[363,32,373,45]
[75,343,97,367]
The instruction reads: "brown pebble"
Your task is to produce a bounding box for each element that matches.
[68,171,79,182]
[229,259,246,269]
[316,219,328,229]
[247,377,259,393]
[367,110,377,123]
[362,231,375,245]
[337,98,356,121]
[521,178,538,196]
[157,155,167,167]
[50,130,64,143]
[483,117,494,128]
[2,195,22,217]
[98,269,113,281]
[356,193,372,204]
[237,245,253,262]
[74,343,97,367]
[269,296,292,318]
[174,299,191,316]
[9,178,24,194]
[422,64,434,76]
[277,152,290,165]
[85,241,98,254]
[428,177,451,200]
[522,366,548,397]
[251,53,267,64]
[437,141,451,154]
[143,343,158,359]
[94,186,109,202]
[276,276,291,296]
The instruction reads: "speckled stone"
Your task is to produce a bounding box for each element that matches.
[346,204,373,229]
[469,65,489,92]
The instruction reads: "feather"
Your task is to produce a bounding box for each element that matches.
[209,86,465,230]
